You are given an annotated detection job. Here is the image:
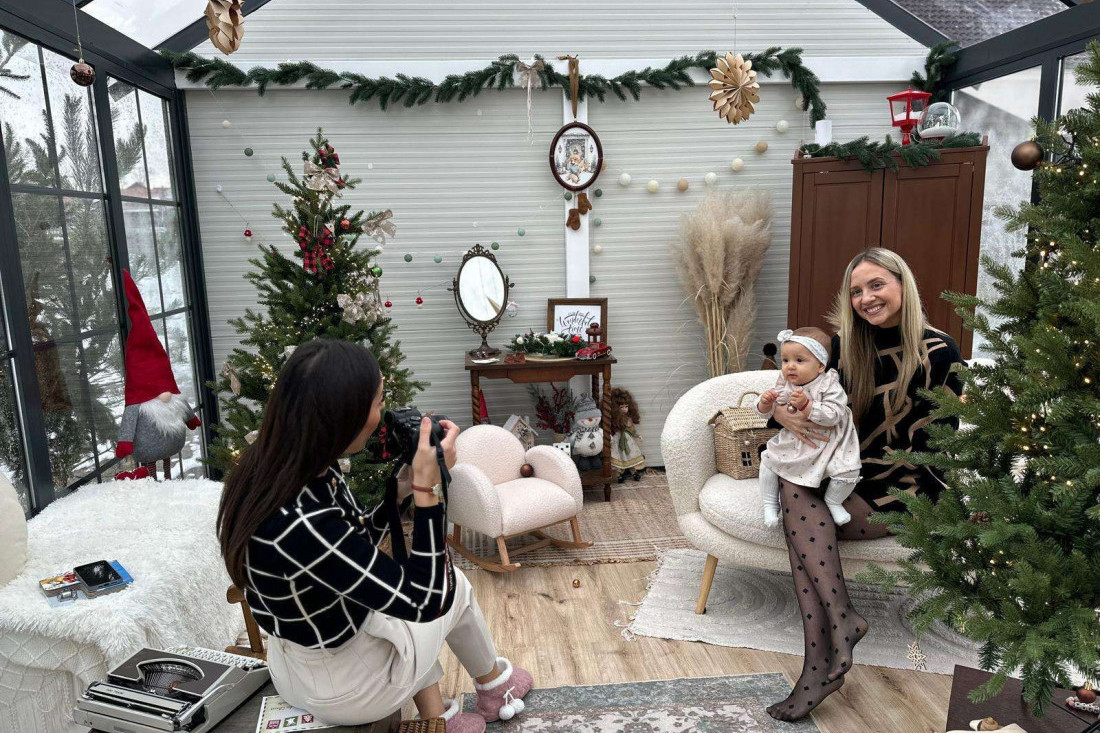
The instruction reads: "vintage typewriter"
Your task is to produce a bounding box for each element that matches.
[73,646,269,732]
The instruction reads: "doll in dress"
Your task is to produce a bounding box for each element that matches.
[610,387,645,482]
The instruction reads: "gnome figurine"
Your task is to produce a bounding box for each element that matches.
[114,270,201,479]
[568,393,603,471]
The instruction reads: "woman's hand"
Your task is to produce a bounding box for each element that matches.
[410,418,461,503]
[772,407,830,447]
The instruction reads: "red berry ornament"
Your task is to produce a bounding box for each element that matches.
[384,300,393,308]
[244,228,252,237]
[340,218,351,230]
[415,296,424,308]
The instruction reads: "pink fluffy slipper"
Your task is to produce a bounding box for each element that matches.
[439,699,485,733]
[474,657,533,723]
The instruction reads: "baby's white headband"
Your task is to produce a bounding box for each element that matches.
[777,329,829,366]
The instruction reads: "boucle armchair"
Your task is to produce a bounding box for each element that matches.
[661,370,910,614]
[448,425,592,572]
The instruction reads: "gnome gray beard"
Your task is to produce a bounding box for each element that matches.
[138,394,190,439]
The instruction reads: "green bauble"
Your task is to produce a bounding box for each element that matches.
[404,253,413,262]
[563,192,573,201]
[594,188,603,197]
[490,242,500,250]
[589,275,597,284]
[371,266,383,277]
[244,147,254,157]
[593,218,602,227]
[267,173,276,182]
[433,255,443,263]
[517,228,525,236]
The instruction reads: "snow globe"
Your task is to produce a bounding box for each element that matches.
[916,102,961,141]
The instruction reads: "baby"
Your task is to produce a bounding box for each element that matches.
[755,327,862,527]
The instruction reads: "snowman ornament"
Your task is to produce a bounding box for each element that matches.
[497,686,527,721]
[568,393,604,471]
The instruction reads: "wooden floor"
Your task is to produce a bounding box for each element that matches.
[426,560,953,733]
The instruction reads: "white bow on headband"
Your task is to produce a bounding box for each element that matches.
[777,329,829,366]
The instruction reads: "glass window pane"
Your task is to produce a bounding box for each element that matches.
[179,424,204,480]
[42,48,102,194]
[108,79,148,197]
[954,68,1041,359]
[38,340,95,488]
[0,31,58,187]
[138,91,175,201]
[64,196,115,335]
[14,192,76,338]
[1060,52,1092,116]
[122,201,162,314]
[164,312,196,406]
[83,333,124,466]
[0,359,30,516]
[154,204,184,310]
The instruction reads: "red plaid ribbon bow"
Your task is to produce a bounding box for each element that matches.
[298,224,335,273]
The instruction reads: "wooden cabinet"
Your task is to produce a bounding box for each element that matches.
[787,142,988,357]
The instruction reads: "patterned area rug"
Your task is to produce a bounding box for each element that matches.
[460,674,821,732]
[627,549,979,676]
[452,471,690,570]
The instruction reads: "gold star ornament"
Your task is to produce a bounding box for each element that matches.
[708,53,760,125]
[906,640,928,671]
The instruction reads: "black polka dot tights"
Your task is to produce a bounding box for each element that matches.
[766,478,885,721]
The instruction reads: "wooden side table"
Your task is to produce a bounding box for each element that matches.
[946,666,1091,733]
[465,355,616,501]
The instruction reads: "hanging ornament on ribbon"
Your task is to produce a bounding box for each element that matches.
[297,224,335,273]
[557,55,581,120]
[67,0,95,86]
[337,292,381,324]
[515,57,546,139]
[549,57,601,229]
[708,52,759,125]
[361,209,396,247]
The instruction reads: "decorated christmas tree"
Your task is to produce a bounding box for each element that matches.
[210,129,422,502]
[866,41,1100,713]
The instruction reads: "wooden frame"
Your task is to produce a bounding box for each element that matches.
[549,121,603,192]
[546,297,608,342]
[449,517,592,573]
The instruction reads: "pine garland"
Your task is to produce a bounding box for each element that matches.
[911,41,959,104]
[799,131,982,172]
[161,48,828,122]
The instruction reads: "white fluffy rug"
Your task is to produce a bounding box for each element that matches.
[626,549,979,676]
[0,478,242,733]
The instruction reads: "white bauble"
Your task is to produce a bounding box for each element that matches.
[618,173,632,187]
[592,244,603,254]
[646,179,659,193]
[221,119,231,129]
[704,171,718,186]
[776,120,790,133]
[730,158,744,172]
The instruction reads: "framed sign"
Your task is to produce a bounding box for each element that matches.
[547,298,608,342]
[549,121,603,192]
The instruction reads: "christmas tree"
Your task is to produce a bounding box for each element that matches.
[865,41,1100,713]
[210,129,422,503]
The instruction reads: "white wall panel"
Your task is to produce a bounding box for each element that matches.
[586,83,901,462]
[186,89,569,428]
[190,0,925,61]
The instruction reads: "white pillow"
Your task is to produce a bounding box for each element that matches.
[0,473,28,587]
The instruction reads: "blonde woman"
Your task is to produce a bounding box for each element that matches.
[765,248,964,721]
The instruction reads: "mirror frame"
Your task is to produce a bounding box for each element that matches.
[452,243,512,358]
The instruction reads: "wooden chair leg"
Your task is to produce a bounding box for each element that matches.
[569,516,584,544]
[448,527,521,572]
[496,537,519,571]
[226,585,267,659]
[695,554,719,615]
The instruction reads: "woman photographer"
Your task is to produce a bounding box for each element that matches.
[217,339,532,732]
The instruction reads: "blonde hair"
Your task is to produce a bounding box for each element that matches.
[827,248,928,422]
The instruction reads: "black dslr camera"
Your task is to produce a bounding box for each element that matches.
[379,407,450,466]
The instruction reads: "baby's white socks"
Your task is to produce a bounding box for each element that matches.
[758,462,781,527]
[824,473,860,526]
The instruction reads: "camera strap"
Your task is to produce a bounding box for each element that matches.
[385,435,452,564]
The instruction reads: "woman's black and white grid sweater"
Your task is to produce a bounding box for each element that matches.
[243,465,455,649]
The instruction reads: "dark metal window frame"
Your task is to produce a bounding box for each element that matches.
[0,0,217,516]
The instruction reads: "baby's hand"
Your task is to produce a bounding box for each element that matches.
[759,389,780,409]
[788,389,810,412]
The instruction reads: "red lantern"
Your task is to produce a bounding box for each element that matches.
[886,87,932,145]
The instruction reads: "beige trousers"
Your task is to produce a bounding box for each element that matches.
[266,569,497,725]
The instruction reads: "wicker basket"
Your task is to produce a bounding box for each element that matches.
[709,392,778,480]
[398,719,446,733]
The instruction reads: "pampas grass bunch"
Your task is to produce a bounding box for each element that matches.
[674,190,772,376]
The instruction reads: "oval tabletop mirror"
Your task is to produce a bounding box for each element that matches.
[453,244,512,358]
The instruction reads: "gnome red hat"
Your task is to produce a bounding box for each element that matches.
[121,270,180,406]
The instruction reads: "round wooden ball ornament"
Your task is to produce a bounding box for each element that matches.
[677,178,690,192]
[755,140,769,154]
[730,157,744,172]
[70,60,95,86]
[1011,140,1044,171]
[520,463,534,478]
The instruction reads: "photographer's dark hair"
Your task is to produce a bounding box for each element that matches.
[218,339,382,588]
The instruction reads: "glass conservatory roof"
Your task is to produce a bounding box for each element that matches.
[81,0,205,49]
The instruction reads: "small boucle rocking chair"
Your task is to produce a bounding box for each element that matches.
[448,425,592,572]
